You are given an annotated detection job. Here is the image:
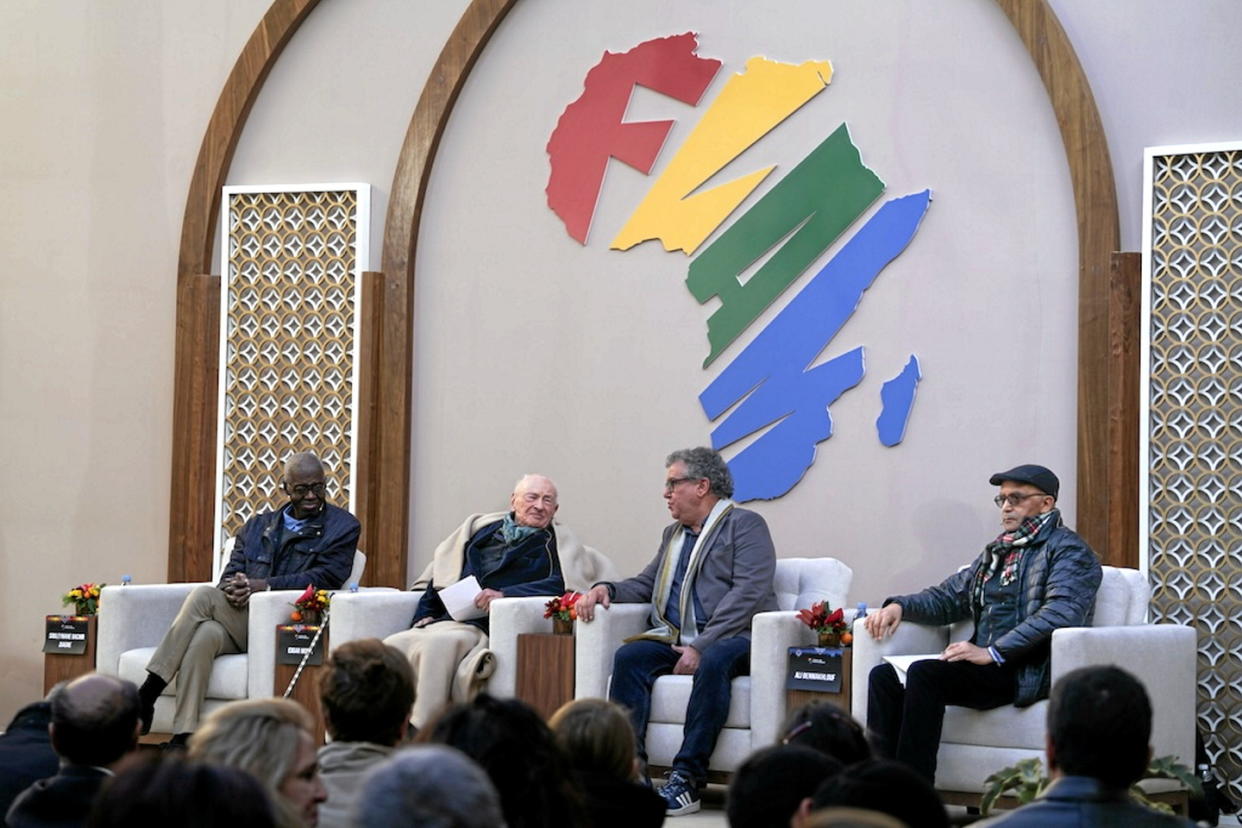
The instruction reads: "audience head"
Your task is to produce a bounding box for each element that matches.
[548,698,638,781]
[422,694,582,828]
[807,759,948,828]
[319,638,413,746]
[511,473,559,529]
[802,808,905,828]
[729,744,842,828]
[189,698,325,828]
[1047,664,1153,789]
[782,701,872,765]
[353,745,504,828]
[49,673,140,768]
[88,754,277,827]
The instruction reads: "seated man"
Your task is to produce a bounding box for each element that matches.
[138,451,359,742]
[977,665,1193,827]
[863,464,1102,783]
[6,673,140,828]
[577,447,779,816]
[316,639,415,828]
[385,473,595,727]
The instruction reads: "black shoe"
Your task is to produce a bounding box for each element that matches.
[160,733,190,752]
[659,770,700,816]
[137,673,166,736]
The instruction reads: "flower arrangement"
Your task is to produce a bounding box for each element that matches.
[544,591,581,622]
[797,600,849,634]
[62,583,105,616]
[290,584,330,623]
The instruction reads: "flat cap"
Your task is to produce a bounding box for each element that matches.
[989,464,1059,499]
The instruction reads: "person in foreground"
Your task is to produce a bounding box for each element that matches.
[577,447,779,816]
[975,665,1194,827]
[353,745,504,828]
[801,759,949,828]
[548,698,666,828]
[187,698,326,828]
[315,639,415,828]
[138,452,359,742]
[385,473,604,728]
[863,464,1102,783]
[0,685,62,818]
[87,754,278,828]
[728,744,842,828]
[6,674,139,828]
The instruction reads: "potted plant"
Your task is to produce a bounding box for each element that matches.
[62,582,105,616]
[544,592,581,635]
[797,600,850,647]
[980,755,1202,816]
[290,584,331,626]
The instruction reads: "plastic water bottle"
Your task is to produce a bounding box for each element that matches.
[856,602,867,617]
[348,581,359,593]
[121,574,132,587]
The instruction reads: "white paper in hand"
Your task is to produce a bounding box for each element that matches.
[882,654,942,687]
[438,575,487,621]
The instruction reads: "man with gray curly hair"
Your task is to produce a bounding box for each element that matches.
[353,745,505,828]
[578,447,778,816]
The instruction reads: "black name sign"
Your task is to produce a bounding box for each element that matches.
[44,616,90,655]
[276,625,325,666]
[786,646,844,693]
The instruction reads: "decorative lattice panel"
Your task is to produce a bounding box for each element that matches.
[1143,146,1241,801]
[215,186,368,570]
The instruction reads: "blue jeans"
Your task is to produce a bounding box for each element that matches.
[609,636,751,783]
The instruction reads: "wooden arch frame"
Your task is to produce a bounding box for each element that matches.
[169,0,1131,585]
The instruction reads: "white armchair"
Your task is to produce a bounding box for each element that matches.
[96,551,365,735]
[849,566,1198,799]
[574,557,854,778]
[325,590,558,699]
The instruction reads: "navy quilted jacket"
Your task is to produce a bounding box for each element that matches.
[885,514,1101,706]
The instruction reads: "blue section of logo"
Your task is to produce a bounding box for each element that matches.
[876,355,922,447]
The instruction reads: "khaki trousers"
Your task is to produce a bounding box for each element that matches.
[146,584,249,733]
[384,621,488,728]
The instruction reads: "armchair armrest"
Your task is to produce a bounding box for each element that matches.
[574,603,649,699]
[489,596,560,698]
[248,589,309,698]
[1052,624,1197,768]
[325,589,419,652]
[97,583,208,676]
[850,618,949,721]
[750,610,820,748]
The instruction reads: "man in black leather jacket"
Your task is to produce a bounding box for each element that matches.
[136,452,359,743]
[862,464,1101,783]
[975,665,1193,827]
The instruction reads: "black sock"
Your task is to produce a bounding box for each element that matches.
[138,672,166,734]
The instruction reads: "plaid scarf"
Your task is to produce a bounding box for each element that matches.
[972,508,1060,610]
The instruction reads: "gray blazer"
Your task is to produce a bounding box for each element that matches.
[610,507,778,652]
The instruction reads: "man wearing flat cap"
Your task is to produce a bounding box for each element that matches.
[862,464,1101,783]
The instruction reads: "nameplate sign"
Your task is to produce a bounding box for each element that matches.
[786,646,843,693]
[276,625,325,666]
[44,616,90,655]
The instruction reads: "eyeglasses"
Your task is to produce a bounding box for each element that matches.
[993,492,1048,508]
[664,477,701,492]
[287,482,326,497]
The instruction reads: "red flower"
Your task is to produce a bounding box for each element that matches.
[544,591,581,620]
[797,600,848,633]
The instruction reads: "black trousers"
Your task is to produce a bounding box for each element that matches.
[867,659,1017,782]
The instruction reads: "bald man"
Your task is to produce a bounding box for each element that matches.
[385,474,575,727]
[6,673,139,828]
[138,452,360,743]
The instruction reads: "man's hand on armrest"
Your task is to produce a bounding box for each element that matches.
[474,588,504,612]
[576,584,612,622]
[864,603,903,640]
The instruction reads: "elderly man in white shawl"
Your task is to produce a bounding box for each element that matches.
[384,474,609,728]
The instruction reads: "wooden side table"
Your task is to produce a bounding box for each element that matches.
[44,615,97,693]
[274,626,329,745]
[515,632,575,721]
[786,647,852,715]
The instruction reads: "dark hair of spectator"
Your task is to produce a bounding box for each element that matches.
[781,701,872,765]
[421,694,585,828]
[811,759,949,828]
[728,744,842,828]
[50,674,140,767]
[319,638,414,745]
[1047,665,1152,788]
[548,698,637,782]
[88,754,277,827]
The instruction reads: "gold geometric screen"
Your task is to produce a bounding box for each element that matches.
[215,186,368,570]
[1143,146,1241,802]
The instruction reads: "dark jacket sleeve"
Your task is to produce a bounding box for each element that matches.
[991,530,1101,660]
[218,531,250,586]
[609,528,672,604]
[497,543,565,598]
[886,560,977,627]
[690,510,776,652]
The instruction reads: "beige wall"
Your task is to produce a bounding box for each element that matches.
[1,0,1238,724]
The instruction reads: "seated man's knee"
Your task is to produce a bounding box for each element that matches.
[869,662,901,691]
[186,620,228,655]
[695,640,746,680]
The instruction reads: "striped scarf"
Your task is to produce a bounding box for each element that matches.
[972,508,1059,610]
